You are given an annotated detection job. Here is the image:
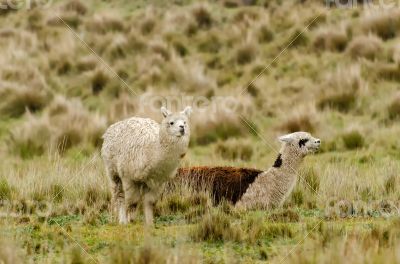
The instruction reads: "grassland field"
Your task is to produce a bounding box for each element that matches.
[1,0,400,263]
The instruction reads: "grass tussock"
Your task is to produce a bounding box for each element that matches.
[342,130,365,150]
[0,178,12,200]
[361,10,400,40]
[214,138,254,161]
[86,13,125,34]
[192,211,243,242]
[346,34,383,60]
[313,28,347,52]
[62,0,88,16]
[191,3,213,29]
[235,42,258,65]
[10,96,106,157]
[278,108,316,133]
[317,65,364,112]
[387,93,400,120]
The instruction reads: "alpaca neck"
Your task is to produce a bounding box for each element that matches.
[273,144,304,173]
[158,129,188,159]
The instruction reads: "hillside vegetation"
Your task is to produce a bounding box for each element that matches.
[1,0,400,263]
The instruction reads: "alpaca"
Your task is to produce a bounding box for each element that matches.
[101,106,192,225]
[176,132,320,210]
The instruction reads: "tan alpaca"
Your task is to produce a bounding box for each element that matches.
[177,132,320,210]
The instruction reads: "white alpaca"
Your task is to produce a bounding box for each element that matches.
[101,106,192,225]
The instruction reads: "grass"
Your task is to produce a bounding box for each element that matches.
[0,0,400,262]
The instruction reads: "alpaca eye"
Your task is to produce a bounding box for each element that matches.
[169,122,174,125]
[299,139,309,147]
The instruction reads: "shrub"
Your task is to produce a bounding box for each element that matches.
[361,11,400,40]
[192,211,242,242]
[346,35,383,60]
[388,94,400,120]
[313,28,348,51]
[342,130,364,150]
[214,139,254,161]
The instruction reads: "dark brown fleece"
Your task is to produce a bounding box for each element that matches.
[176,166,263,204]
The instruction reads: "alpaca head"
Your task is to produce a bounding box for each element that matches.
[160,106,192,139]
[278,131,321,157]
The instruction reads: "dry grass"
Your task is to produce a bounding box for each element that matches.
[313,27,348,52]
[387,93,400,120]
[317,65,364,112]
[361,10,400,40]
[9,96,106,157]
[214,138,254,161]
[346,34,383,60]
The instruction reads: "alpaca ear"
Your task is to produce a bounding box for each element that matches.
[278,133,295,143]
[181,106,192,117]
[161,107,171,118]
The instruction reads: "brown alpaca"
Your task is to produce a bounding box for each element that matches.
[177,166,262,204]
[177,132,321,209]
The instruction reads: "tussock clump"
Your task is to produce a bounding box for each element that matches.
[317,65,364,112]
[278,109,316,133]
[235,42,258,65]
[169,58,217,93]
[384,174,397,194]
[387,93,400,120]
[287,28,309,48]
[107,95,137,123]
[0,178,12,200]
[313,28,348,51]
[192,211,243,242]
[76,56,98,72]
[191,111,249,145]
[0,0,19,15]
[90,68,110,95]
[10,96,106,157]
[214,139,253,161]
[361,11,400,40]
[268,209,300,223]
[346,35,383,60]
[191,4,213,29]
[62,0,88,15]
[86,13,125,34]
[376,63,400,81]
[106,34,129,60]
[257,23,274,43]
[0,82,50,118]
[301,166,320,192]
[342,130,364,150]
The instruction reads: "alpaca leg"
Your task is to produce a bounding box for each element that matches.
[123,181,141,224]
[107,169,125,224]
[143,192,156,226]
